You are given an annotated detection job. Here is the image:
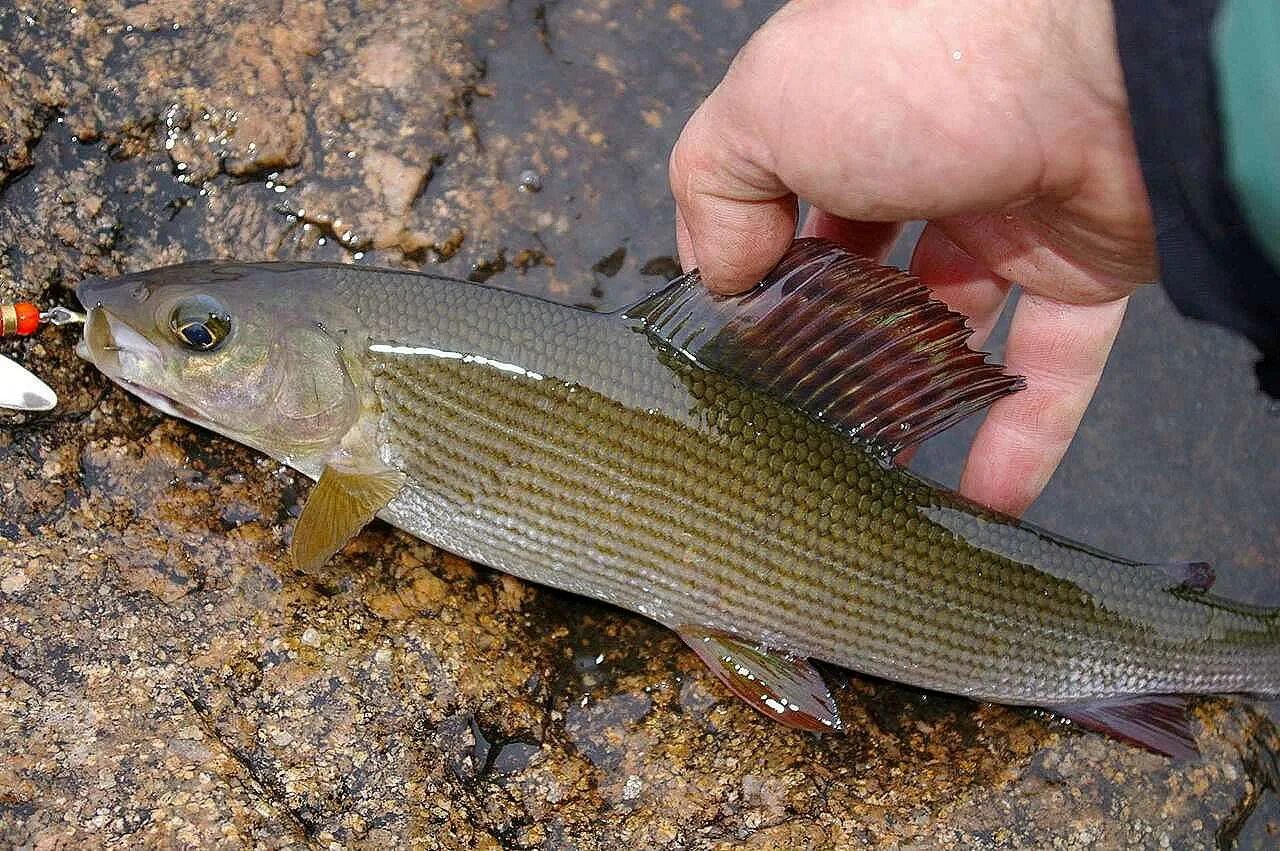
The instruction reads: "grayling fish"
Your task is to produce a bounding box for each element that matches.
[74,239,1280,757]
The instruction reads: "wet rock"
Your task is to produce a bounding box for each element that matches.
[2,0,1279,848]
[0,68,56,190]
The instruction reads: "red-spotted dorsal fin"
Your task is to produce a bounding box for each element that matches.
[624,238,1025,455]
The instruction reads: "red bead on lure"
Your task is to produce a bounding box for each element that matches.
[1,302,42,337]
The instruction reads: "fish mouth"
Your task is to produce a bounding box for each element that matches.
[80,306,156,382]
[79,307,201,422]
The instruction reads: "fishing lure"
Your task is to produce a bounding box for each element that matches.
[1,302,42,337]
[0,301,85,411]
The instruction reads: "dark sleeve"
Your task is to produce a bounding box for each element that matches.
[1112,0,1280,398]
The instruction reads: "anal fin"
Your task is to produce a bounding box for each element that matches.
[292,456,406,573]
[1052,695,1199,759]
[677,625,843,733]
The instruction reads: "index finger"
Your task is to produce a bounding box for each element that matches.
[669,103,799,293]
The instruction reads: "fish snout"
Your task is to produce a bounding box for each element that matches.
[82,306,121,375]
[75,272,156,318]
[74,275,109,308]
[82,307,164,383]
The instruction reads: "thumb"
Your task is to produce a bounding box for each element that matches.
[669,99,798,294]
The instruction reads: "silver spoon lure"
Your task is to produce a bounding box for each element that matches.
[1,303,86,412]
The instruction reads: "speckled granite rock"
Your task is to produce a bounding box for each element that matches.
[2,1,1279,848]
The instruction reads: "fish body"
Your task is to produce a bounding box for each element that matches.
[75,241,1280,753]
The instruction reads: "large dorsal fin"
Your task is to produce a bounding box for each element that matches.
[624,238,1024,454]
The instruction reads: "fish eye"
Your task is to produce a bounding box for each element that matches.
[170,295,232,352]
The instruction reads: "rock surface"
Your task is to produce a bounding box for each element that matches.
[2,1,1279,848]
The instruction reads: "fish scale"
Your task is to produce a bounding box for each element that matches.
[358,310,1276,702]
[74,240,1280,754]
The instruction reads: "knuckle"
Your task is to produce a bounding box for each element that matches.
[1013,379,1084,449]
[668,117,718,203]
[667,135,698,193]
[735,3,809,68]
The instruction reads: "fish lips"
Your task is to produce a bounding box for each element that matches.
[74,276,120,370]
[78,305,200,423]
[74,273,151,366]
[79,306,156,380]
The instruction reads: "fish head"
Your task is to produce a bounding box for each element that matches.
[76,263,362,463]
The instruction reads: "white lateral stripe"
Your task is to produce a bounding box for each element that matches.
[370,343,463,360]
[368,343,544,380]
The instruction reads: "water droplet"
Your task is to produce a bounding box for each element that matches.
[518,169,543,193]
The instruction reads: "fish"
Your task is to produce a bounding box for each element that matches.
[73,238,1280,758]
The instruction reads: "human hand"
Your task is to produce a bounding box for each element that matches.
[669,0,1157,516]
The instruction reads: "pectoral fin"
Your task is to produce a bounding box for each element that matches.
[677,625,843,733]
[292,457,406,572]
